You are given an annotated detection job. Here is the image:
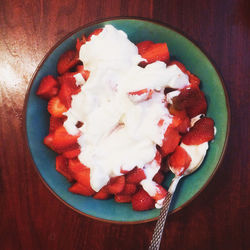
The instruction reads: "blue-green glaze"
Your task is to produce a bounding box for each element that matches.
[25,18,229,223]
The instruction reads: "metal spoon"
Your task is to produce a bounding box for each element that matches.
[149,157,203,250]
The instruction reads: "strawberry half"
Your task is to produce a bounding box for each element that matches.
[131,189,155,211]
[49,116,64,133]
[62,147,81,159]
[168,146,192,176]
[53,126,79,149]
[69,182,95,196]
[160,127,181,157]
[126,167,146,184]
[93,186,111,200]
[136,41,154,55]
[139,43,170,66]
[57,50,79,75]
[47,97,68,117]
[107,176,125,194]
[182,117,215,145]
[153,171,165,184]
[115,194,132,203]
[119,183,137,195]
[36,75,59,99]
[55,155,73,181]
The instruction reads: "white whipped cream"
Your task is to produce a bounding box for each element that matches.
[63,25,189,192]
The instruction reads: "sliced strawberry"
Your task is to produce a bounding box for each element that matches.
[160,127,181,157]
[62,147,81,159]
[131,189,155,211]
[68,158,88,177]
[119,183,137,195]
[87,28,103,41]
[139,43,170,66]
[136,41,154,55]
[55,155,73,181]
[126,167,146,184]
[49,116,64,133]
[75,65,90,80]
[69,182,95,196]
[57,50,79,75]
[115,194,132,203]
[36,75,59,100]
[168,60,187,73]
[53,126,79,149]
[93,186,111,200]
[153,171,165,184]
[47,97,68,117]
[182,117,214,145]
[107,176,125,194]
[43,133,55,151]
[172,87,207,118]
[152,184,167,201]
[76,35,87,52]
[187,70,200,87]
[74,169,92,188]
[168,146,192,176]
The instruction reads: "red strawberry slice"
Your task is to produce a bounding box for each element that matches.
[153,171,165,184]
[152,184,167,201]
[115,194,132,203]
[160,127,181,157]
[126,167,146,184]
[73,169,92,189]
[182,117,214,145]
[47,97,68,117]
[187,70,200,87]
[107,176,125,194]
[172,87,207,118]
[69,182,95,196]
[76,35,87,52]
[62,147,81,159]
[55,155,73,181]
[57,50,79,75]
[49,116,64,133]
[168,60,187,73]
[36,75,59,100]
[87,28,103,41]
[136,40,154,55]
[93,186,111,200]
[43,133,55,151]
[131,189,155,211]
[53,126,79,149]
[68,158,88,177]
[139,43,170,66]
[168,146,192,176]
[119,183,137,195]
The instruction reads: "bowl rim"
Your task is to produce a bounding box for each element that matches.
[23,16,231,224]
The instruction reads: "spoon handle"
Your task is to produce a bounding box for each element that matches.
[149,176,181,250]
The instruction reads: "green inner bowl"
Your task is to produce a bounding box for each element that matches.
[24,18,230,223]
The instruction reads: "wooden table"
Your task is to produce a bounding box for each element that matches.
[1,0,249,249]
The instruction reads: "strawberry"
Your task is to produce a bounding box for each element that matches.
[43,133,55,151]
[47,97,68,117]
[107,176,125,194]
[153,171,165,184]
[168,146,192,176]
[187,70,200,87]
[75,65,90,80]
[87,28,103,41]
[139,43,170,66]
[131,189,155,211]
[76,35,87,52]
[182,117,214,145]
[126,167,146,184]
[36,75,59,99]
[136,41,154,55]
[168,60,187,73]
[53,126,79,149]
[154,150,162,166]
[57,50,79,75]
[55,155,73,181]
[152,184,167,201]
[69,182,95,196]
[115,194,132,203]
[73,169,92,188]
[62,147,81,159]
[160,127,181,157]
[172,87,207,118]
[49,116,64,133]
[93,186,111,200]
[119,183,137,195]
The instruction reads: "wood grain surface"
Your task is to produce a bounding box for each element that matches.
[0,0,249,249]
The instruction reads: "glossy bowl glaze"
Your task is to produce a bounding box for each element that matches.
[24,17,230,223]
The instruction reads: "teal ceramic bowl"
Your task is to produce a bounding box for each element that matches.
[24,18,230,223]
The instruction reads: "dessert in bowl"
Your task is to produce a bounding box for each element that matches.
[24,18,229,223]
